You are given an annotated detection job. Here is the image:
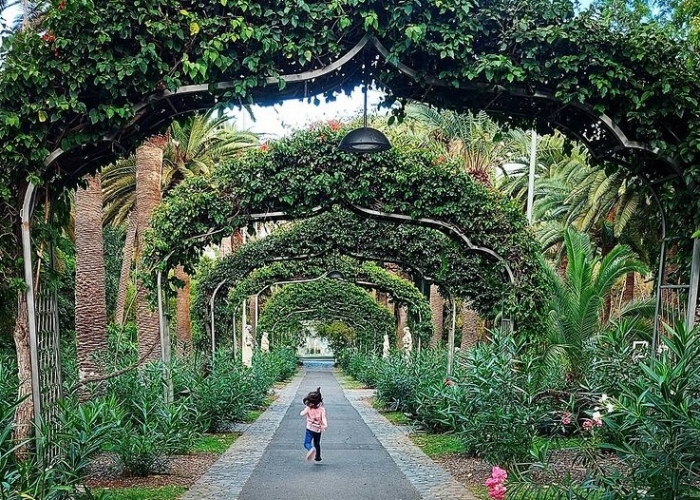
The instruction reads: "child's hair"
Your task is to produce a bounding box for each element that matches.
[303,387,323,408]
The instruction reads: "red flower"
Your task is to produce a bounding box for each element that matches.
[327,120,342,131]
[260,144,269,152]
[42,32,56,43]
[57,0,66,9]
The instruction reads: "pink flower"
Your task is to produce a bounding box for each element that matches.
[485,466,508,500]
[561,412,572,425]
[582,419,594,431]
[490,483,507,500]
[491,466,507,481]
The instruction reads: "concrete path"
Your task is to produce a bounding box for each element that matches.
[180,365,477,500]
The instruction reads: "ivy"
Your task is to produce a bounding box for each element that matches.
[194,256,433,346]
[256,278,395,353]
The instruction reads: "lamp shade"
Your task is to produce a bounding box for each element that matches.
[338,126,392,153]
[326,270,345,280]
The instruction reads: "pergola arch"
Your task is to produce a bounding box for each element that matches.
[197,254,434,347]
[189,208,548,335]
[255,279,397,353]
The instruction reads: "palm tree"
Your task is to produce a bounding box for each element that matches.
[74,173,108,395]
[102,111,258,355]
[405,103,515,346]
[404,103,507,186]
[544,228,649,385]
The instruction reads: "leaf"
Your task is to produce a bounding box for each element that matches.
[190,22,200,36]
[37,110,47,123]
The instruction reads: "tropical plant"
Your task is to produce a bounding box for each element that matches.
[543,228,650,385]
[599,322,700,498]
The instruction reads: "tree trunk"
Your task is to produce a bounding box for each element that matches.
[74,173,108,396]
[13,294,33,458]
[174,265,192,357]
[429,284,444,346]
[135,143,163,364]
[460,301,480,349]
[114,211,136,325]
[622,272,635,303]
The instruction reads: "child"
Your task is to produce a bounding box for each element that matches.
[300,387,327,462]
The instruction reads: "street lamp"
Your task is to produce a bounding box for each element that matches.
[338,63,391,154]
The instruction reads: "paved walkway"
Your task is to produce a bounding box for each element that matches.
[180,365,477,500]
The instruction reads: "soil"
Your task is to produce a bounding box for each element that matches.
[84,446,598,493]
[83,452,220,490]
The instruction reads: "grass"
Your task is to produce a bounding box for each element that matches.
[409,433,465,457]
[382,411,410,425]
[190,433,239,454]
[94,486,186,500]
[334,371,366,389]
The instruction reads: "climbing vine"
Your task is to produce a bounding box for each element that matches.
[193,255,433,345]
[256,278,395,353]
[2,0,700,304]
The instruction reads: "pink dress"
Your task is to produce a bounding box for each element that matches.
[300,406,327,433]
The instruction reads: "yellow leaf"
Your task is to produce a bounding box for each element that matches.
[38,110,47,123]
[190,22,200,35]
[179,9,189,16]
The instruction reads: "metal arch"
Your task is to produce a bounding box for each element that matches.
[40,33,681,185]
[368,37,680,179]
[347,203,516,284]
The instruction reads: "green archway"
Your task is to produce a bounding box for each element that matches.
[195,256,433,347]
[256,279,396,354]
[147,127,550,332]
[2,0,698,197]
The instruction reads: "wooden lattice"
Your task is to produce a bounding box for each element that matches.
[35,291,62,464]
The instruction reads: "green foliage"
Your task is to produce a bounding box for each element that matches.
[256,278,395,352]
[543,228,649,384]
[317,321,356,354]
[190,433,238,454]
[94,486,186,500]
[599,323,700,498]
[217,257,433,346]
[147,125,550,337]
[410,433,465,457]
[336,350,384,388]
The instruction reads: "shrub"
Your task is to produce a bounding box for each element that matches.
[598,323,700,498]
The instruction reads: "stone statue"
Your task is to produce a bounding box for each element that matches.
[242,324,254,367]
[382,333,390,359]
[401,326,413,359]
[260,330,270,353]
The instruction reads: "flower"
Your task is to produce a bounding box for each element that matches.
[592,411,603,426]
[561,412,572,425]
[485,466,508,500]
[600,394,609,403]
[259,143,269,152]
[605,402,614,413]
[444,378,455,387]
[582,418,594,431]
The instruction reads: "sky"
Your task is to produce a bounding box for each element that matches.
[229,86,387,140]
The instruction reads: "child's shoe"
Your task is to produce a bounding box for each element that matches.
[314,457,322,462]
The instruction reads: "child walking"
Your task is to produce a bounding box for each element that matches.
[300,387,328,462]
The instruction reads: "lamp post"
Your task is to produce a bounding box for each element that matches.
[338,61,391,154]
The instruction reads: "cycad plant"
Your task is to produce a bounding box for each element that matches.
[544,228,649,385]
